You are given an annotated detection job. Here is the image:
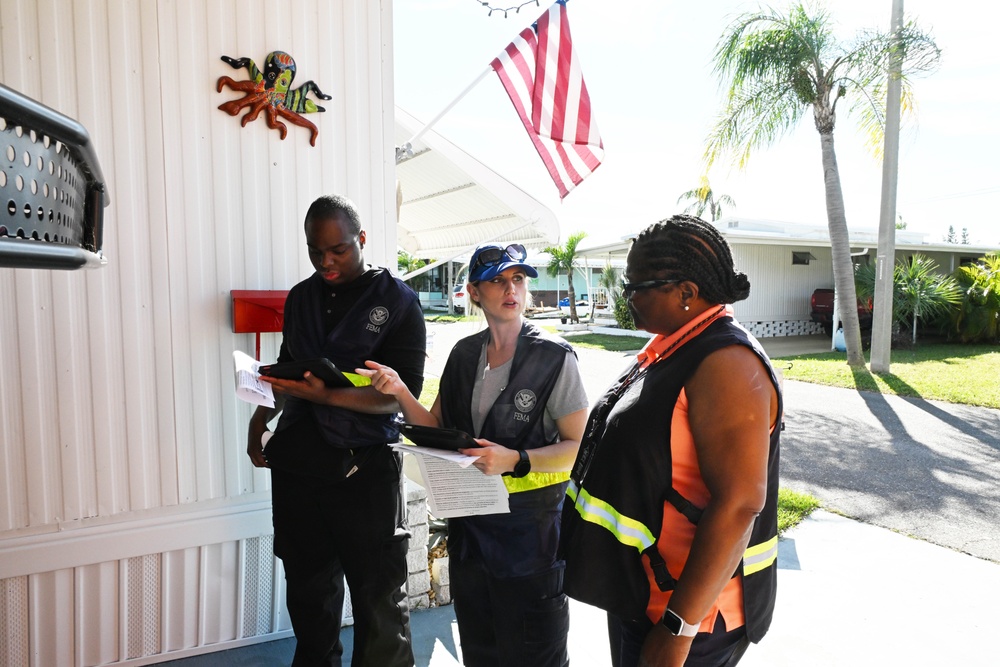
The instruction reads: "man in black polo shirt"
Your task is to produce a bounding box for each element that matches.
[248,194,426,667]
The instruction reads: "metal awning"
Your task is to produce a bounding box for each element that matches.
[395,107,559,263]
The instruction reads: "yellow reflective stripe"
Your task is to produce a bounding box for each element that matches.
[503,470,570,494]
[743,535,778,576]
[342,372,372,387]
[566,481,656,552]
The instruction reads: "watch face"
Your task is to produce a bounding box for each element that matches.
[513,450,531,477]
[661,610,682,635]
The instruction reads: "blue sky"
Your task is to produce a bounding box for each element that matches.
[393,0,1000,249]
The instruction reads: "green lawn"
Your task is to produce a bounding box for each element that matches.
[773,344,1000,409]
[559,331,649,352]
[422,311,475,323]
[777,488,820,534]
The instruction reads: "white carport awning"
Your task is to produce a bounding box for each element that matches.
[395,107,560,262]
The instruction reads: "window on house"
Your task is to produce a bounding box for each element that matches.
[792,251,816,265]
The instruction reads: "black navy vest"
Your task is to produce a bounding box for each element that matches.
[440,321,574,578]
[279,269,420,448]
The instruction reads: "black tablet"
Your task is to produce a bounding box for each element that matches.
[400,423,479,451]
[258,358,354,388]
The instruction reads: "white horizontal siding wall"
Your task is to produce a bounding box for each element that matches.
[729,242,833,336]
[0,0,394,663]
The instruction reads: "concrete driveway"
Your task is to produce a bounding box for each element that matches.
[428,322,1000,563]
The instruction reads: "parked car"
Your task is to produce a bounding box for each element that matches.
[558,293,589,310]
[452,283,468,314]
[810,288,872,335]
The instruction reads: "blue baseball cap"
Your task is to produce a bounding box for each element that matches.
[467,243,539,282]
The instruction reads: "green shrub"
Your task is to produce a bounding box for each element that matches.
[949,254,1000,343]
[614,295,635,330]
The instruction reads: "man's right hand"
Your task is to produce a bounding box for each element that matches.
[247,413,271,468]
[356,360,409,398]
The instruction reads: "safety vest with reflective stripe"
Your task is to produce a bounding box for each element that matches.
[566,481,656,552]
[561,317,781,643]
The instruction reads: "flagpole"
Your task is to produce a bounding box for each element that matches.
[396,66,493,163]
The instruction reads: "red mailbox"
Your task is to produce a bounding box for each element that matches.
[231,290,289,359]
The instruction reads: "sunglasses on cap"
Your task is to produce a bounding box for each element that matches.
[471,243,528,273]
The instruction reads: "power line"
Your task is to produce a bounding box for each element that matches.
[471,0,543,19]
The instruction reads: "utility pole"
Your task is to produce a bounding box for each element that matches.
[871,0,904,373]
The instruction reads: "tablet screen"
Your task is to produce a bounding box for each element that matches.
[259,358,353,388]
[400,423,478,451]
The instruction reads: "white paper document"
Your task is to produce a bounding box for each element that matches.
[391,444,510,519]
[233,350,276,408]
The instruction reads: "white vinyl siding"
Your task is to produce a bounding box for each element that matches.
[0,0,394,662]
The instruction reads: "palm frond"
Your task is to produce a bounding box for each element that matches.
[705,80,805,168]
[708,3,939,170]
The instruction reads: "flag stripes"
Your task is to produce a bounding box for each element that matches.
[491,1,603,199]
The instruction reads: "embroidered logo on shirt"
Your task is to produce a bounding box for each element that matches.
[514,389,536,412]
[513,389,537,422]
[367,306,389,333]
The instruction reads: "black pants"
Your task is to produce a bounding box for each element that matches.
[607,612,749,667]
[271,445,413,667]
[451,558,570,667]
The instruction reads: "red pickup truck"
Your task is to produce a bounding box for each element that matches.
[810,288,872,335]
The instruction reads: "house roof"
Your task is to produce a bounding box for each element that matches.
[394,107,560,264]
[575,217,1000,261]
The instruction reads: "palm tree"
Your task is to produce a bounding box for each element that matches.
[676,176,736,221]
[855,254,960,345]
[705,3,940,366]
[950,254,1000,343]
[397,250,428,291]
[598,262,621,302]
[544,231,588,324]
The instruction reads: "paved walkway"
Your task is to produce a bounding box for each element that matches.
[166,324,1000,665]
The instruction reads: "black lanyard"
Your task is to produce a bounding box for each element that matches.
[570,306,727,486]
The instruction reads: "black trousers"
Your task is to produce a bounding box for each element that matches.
[607,611,750,667]
[271,445,413,667]
[451,558,570,667]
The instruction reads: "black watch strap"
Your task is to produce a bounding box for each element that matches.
[511,449,531,478]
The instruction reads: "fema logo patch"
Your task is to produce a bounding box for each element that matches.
[514,389,537,413]
[367,306,389,333]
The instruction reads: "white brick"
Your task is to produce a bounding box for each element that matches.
[406,546,428,573]
[431,582,451,606]
[405,481,428,503]
[408,570,431,595]
[407,499,427,527]
[431,556,450,586]
[410,523,429,546]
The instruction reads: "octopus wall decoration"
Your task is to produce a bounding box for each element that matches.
[216,51,331,146]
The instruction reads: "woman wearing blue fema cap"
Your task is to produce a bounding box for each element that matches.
[358,242,588,667]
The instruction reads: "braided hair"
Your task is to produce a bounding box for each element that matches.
[629,214,751,304]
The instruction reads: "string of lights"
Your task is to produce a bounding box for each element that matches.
[472,0,546,19]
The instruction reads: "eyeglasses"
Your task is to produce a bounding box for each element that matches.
[471,243,528,273]
[621,278,679,297]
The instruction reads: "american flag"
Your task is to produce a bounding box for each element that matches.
[490,1,604,199]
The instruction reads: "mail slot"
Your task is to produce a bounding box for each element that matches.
[231,290,289,333]
[231,290,289,359]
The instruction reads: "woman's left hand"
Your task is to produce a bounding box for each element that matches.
[638,625,694,667]
[459,439,520,476]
